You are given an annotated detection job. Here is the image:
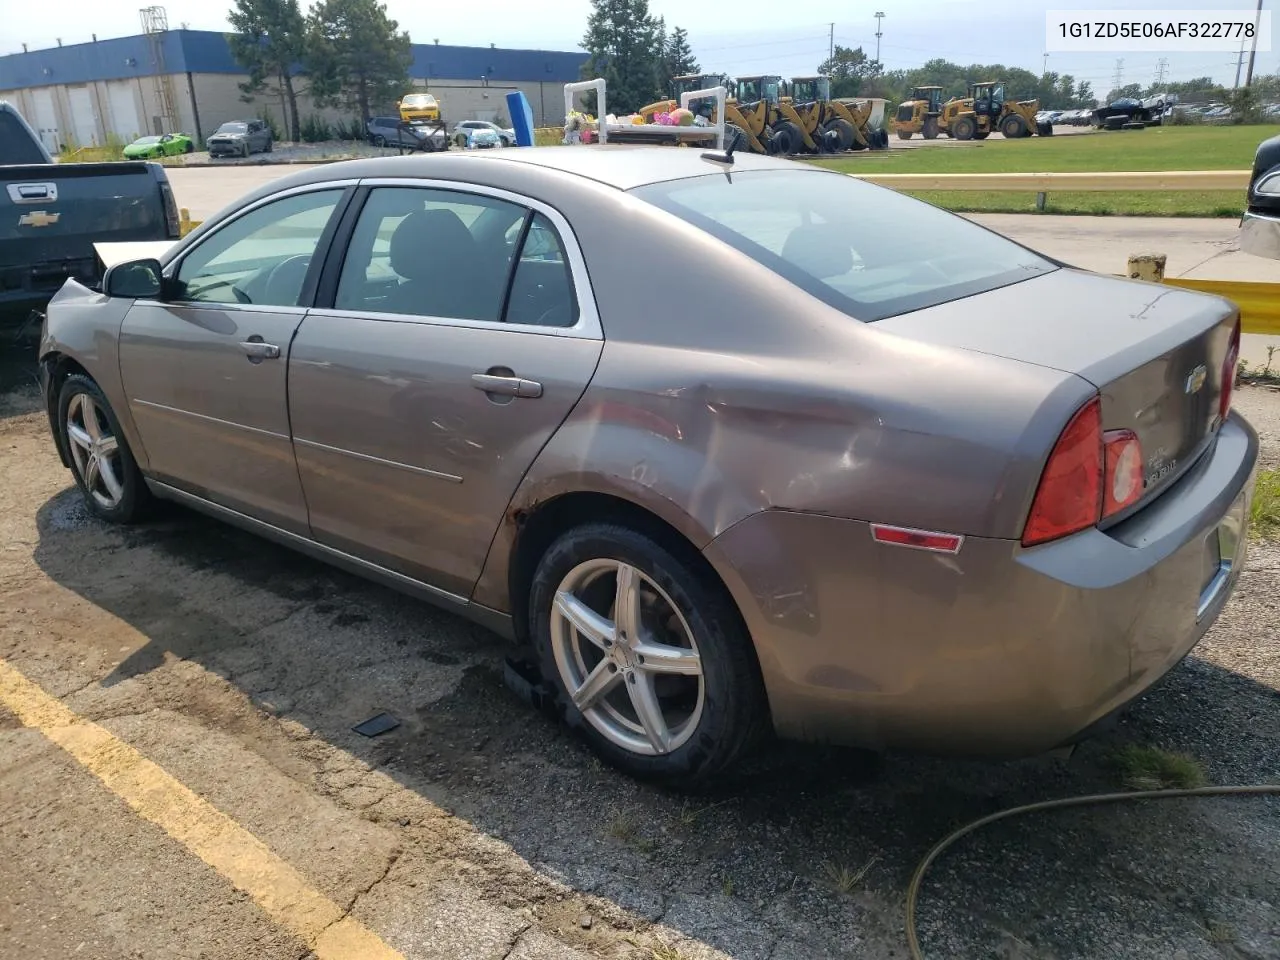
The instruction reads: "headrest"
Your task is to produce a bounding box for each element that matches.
[389,208,476,281]
[781,222,855,280]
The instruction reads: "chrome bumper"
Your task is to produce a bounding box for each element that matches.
[1240,210,1280,260]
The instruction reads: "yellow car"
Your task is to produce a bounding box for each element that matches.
[398,92,440,123]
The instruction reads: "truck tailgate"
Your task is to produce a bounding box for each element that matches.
[2,161,171,298]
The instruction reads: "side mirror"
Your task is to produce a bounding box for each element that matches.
[104,258,164,299]
[1240,133,1280,260]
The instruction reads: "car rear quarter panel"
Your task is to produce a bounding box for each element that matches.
[471,178,1092,611]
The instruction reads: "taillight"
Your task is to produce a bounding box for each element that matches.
[1220,319,1240,422]
[1102,429,1143,517]
[1021,396,1103,547]
[159,180,180,239]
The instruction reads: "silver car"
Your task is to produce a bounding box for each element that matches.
[38,148,1256,784]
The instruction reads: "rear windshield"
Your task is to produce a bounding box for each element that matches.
[0,109,50,164]
[631,169,1056,321]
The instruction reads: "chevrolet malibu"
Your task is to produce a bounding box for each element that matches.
[38,148,1256,784]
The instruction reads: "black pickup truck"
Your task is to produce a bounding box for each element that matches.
[1,101,181,324]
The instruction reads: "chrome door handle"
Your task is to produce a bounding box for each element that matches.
[471,373,542,398]
[239,340,280,360]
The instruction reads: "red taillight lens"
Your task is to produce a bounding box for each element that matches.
[1102,429,1144,517]
[1021,396,1103,547]
[1220,319,1240,421]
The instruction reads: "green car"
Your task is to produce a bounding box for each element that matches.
[122,133,195,159]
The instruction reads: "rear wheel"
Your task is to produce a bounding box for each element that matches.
[922,117,939,139]
[896,128,913,140]
[373,135,387,147]
[529,523,768,785]
[1000,114,1027,139]
[952,116,976,141]
[57,374,150,525]
[184,140,194,153]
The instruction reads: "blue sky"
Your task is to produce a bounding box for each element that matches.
[3,0,1276,91]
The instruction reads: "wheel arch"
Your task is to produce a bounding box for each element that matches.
[40,352,92,467]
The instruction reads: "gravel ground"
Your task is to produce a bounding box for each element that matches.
[0,344,1276,960]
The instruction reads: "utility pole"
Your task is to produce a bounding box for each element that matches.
[828,22,834,65]
[1112,58,1124,91]
[1245,0,1263,86]
[1154,57,1168,87]
[874,11,885,66]
[1235,39,1246,87]
[1042,52,1049,76]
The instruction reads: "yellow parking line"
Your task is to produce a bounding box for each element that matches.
[0,657,404,960]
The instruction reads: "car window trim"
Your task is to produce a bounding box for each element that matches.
[159,182,359,312]
[309,177,602,340]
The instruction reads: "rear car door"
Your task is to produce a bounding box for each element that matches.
[118,184,350,534]
[288,182,603,598]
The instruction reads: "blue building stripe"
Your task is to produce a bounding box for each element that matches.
[0,29,587,91]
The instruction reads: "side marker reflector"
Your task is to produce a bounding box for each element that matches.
[870,523,964,554]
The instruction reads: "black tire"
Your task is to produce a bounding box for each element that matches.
[1122,121,1146,131]
[528,523,769,785]
[828,118,855,151]
[184,140,194,153]
[264,139,273,153]
[57,374,151,525]
[373,135,387,147]
[974,129,990,140]
[922,117,939,139]
[769,121,804,155]
[725,123,751,153]
[896,128,913,140]
[1000,114,1027,139]
[1037,121,1054,136]
[952,116,976,141]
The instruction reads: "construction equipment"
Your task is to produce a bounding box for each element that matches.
[787,76,889,152]
[893,85,944,140]
[940,82,1052,140]
[639,74,764,152]
[733,75,815,154]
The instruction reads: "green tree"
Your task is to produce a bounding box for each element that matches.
[816,45,880,98]
[227,0,308,142]
[1106,82,1143,102]
[580,0,664,113]
[665,26,698,79]
[307,0,411,124]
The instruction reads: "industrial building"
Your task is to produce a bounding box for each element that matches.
[0,19,588,152]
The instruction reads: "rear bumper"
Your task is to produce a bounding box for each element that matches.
[1240,210,1280,260]
[704,411,1259,757]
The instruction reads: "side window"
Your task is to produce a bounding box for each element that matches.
[174,189,342,307]
[504,213,578,327]
[334,186,525,322]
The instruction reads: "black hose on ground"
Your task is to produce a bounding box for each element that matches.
[906,784,1280,960]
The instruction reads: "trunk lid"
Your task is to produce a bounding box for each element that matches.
[874,268,1238,510]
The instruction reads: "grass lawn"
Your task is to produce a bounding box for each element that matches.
[811,124,1278,217]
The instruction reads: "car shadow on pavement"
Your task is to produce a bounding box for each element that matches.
[29,488,1280,960]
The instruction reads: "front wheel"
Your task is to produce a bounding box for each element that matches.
[922,117,939,139]
[952,116,976,140]
[896,128,913,140]
[529,523,768,785]
[58,374,151,524]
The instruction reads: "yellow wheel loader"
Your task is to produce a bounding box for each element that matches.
[940,81,1052,141]
[786,76,890,152]
[892,85,944,140]
[734,75,815,155]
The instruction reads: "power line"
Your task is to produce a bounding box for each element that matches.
[1112,58,1124,89]
[1154,57,1168,86]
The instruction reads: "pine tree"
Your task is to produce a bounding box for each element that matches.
[665,27,698,80]
[580,0,664,113]
[227,0,308,141]
[306,0,412,124]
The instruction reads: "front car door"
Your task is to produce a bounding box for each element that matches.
[118,184,351,534]
[287,182,603,599]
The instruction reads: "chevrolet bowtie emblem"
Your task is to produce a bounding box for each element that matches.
[1184,364,1207,395]
[18,210,60,228]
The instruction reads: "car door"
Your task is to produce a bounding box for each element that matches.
[288,182,603,599]
[118,185,351,534]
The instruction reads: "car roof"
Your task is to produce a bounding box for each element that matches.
[453,145,806,189]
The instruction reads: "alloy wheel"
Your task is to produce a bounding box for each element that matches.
[550,558,705,756]
[65,393,124,510]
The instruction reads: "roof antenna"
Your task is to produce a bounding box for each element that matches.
[699,130,737,182]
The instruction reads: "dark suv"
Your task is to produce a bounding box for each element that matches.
[207,120,273,158]
[367,117,447,152]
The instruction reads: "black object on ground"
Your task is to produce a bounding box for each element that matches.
[352,712,401,737]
